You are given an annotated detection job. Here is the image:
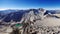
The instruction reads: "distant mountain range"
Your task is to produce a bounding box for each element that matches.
[0,9,60,22]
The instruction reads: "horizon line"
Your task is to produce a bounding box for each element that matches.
[0,8,60,10]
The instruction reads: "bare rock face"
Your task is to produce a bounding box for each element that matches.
[34,17,60,27]
[19,8,60,34]
[5,27,13,33]
[1,8,60,34]
[0,26,13,34]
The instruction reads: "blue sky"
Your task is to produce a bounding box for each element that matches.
[0,0,60,10]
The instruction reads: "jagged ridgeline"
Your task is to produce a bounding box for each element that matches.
[0,8,60,34]
[0,8,59,22]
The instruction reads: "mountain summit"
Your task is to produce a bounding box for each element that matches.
[0,8,60,22]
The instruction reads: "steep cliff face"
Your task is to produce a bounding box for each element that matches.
[20,8,60,27]
[0,9,60,34]
[0,8,60,22]
[20,10,35,23]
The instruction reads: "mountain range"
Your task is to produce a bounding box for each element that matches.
[0,8,60,22]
